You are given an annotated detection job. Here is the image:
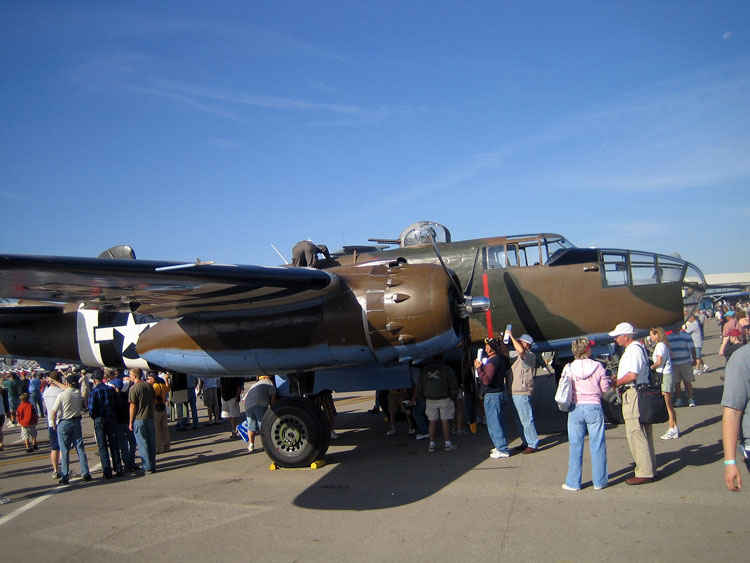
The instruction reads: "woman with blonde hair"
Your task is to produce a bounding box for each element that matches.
[650,327,677,440]
[561,338,611,491]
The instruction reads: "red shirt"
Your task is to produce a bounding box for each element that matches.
[16,401,37,427]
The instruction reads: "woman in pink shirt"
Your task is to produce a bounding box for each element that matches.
[562,338,612,491]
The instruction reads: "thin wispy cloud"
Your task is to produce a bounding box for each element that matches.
[387,59,750,204]
[69,55,381,123]
[127,84,242,121]
[151,79,363,115]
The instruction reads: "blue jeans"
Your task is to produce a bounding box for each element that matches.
[115,422,136,470]
[93,417,121,474]
[484,392,509,453]
[32,391,45,417]
[413,397,428,434]
[511,394,539,449]
[57,418,89,479]
[133,418,157,472]
[565,403,608,489]
[184,388,199,427]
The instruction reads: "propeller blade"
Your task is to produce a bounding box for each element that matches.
[463,247,481,295]
[429,235,463,298]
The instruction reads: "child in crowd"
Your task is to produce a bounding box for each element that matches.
[16,392,38,452]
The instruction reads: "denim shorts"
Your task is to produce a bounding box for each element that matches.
[694,346,702,359]
[246,405,267,432]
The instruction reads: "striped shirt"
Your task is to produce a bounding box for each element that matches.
[667,331,694,366]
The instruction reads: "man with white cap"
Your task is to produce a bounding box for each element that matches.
[508,332,540,453]
[610,322,656,485]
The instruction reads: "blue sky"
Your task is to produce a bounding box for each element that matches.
[1,2,748,274]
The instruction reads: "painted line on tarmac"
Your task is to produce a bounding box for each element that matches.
[0,462,101,528]
[0,490,60,527]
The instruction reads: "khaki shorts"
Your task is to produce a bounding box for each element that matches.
[425,397,455,421]
[659,371,674,393]
[672,363,694,386]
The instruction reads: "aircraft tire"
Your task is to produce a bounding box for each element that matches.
[294,398,331,461]
[261,399,323,468]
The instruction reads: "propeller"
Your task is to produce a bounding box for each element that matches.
[464,247,481,295]
[428,236,489,317]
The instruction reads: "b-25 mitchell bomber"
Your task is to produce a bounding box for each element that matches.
[0,222,707,467]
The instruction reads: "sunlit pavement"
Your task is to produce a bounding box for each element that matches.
[0,322,746,562]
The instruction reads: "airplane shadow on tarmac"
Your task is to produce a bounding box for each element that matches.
[294,375,565,511]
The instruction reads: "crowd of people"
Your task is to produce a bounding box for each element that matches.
[1,303,748,493]
[0,367,264,484]
[373,306,749,492]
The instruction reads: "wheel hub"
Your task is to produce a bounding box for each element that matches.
[273,415,308,453]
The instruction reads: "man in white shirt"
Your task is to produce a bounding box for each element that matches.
[42,371,65,478]
[610,322,655,485]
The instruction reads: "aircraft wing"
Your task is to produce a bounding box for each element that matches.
[0,254,334,318]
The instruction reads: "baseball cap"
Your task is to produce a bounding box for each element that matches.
[519,334,534,345]
[608,322,636,337]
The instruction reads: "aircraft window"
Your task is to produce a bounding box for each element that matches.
[506,244,519,267]
[518,246,530,267]
[543,238,573,264]
[631,253,658,286]
[487,245,506,269]
[602,253,629,287]
[659,260,682,283]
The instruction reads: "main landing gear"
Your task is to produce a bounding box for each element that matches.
[261,398,331,468]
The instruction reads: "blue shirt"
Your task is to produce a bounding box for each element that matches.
[667,332,694,366]
[28,377,42,394]
[89,382,117,419]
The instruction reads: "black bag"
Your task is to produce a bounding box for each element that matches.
[635,344,668,425]
[637,385,668,424]
[601,389,625,424]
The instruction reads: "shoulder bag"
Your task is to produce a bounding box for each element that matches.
[635,344,668,425]
[554,364,573,412]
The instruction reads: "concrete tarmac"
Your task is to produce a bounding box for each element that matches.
[0,322,747,562]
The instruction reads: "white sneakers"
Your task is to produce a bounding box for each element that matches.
[428,441,456,452]
[490,448,510,459]
[561,484,579,492]
[660,427,680,440]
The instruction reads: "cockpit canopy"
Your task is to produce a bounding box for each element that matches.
[486,234,575,267]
